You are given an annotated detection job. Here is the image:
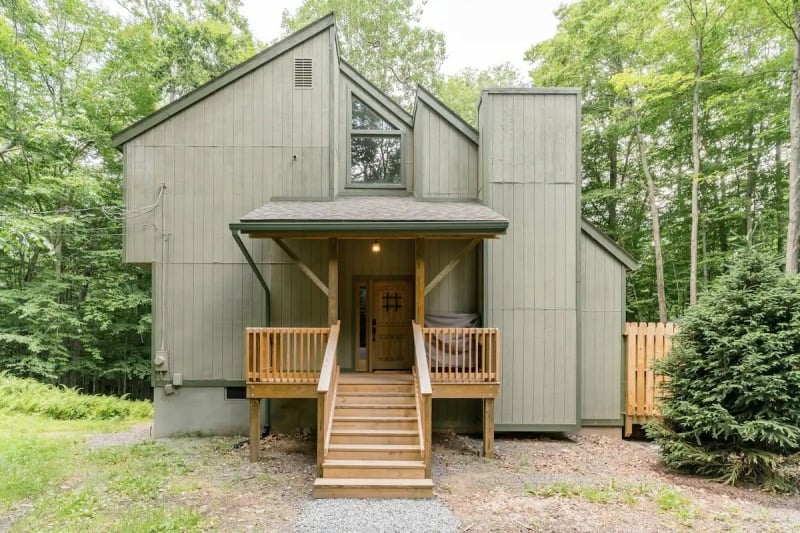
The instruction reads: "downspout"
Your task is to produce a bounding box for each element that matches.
[230,228,271,430]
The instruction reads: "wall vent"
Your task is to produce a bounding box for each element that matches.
[294,58,312,88]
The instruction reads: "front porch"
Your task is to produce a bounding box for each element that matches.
[230,196,506,497]
[243,320,499,498]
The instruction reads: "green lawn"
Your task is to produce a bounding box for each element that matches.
[0,375,207,532]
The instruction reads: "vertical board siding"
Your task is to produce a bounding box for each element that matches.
[125,29,334,381]
[482,92,580,428]
[412,100,478,199]
[580,234,626,423]
[424,240,478,314]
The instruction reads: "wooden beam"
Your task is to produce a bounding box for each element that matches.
[273,238,329,296]
[424,238,481,295]
[415,238,425,324]
[328,238,338,325]
[249,399,261,462]
[483,398,495,458]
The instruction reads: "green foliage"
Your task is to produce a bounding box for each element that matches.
[0,373,152,420]
[530,0,792,320]
[432,63,524,126]
[282,0,445,107]
[0,0,256,394]
[648,251,800,491]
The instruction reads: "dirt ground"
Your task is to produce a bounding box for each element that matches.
[432,432,800,532]
[32,427,796,532]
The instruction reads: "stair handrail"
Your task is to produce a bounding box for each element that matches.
[316,320,341,476]
[412,320,433,478]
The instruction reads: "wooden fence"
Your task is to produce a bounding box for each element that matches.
[624,322,676,437]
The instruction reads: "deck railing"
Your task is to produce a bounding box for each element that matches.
[412,321,433,477]
[421,326,500,383]
[245,326,330,383]
[624,322,676,436]
[316,321,341,475]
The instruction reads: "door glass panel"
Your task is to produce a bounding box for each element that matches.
[358,285,368,363]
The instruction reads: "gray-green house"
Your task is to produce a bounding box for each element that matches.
[112,14,637,475]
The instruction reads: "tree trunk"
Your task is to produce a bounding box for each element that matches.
[690,33,703,303]
[745,123,756,245]
[786,5,800,274]
[634,118,668,323]
[608,138,618,234]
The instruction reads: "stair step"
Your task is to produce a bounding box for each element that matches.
[312,478,433,499]
[335,405,417,417]
[333,416,417,430]
[330,428,420,445]
[337,384,415,393]
[327,444,421,461]
[322,459,426,479]
[337,393,415,405]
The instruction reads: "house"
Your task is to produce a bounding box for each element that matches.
[112,14,638,498]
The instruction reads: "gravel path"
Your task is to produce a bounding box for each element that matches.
[85,422,152,449]
[293,498,460,533]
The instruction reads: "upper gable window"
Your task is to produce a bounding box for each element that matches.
[349,96,402,187]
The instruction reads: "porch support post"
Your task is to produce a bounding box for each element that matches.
[328,238,338,325]
[249,398,261,462]
[483,398,495,458]
[415,238,425,324]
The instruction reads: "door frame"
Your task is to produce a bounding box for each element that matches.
[352,275,415,372]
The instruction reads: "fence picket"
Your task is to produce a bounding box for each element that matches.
[624,322,676,436]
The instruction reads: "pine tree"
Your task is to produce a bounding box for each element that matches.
[648,251,800,492]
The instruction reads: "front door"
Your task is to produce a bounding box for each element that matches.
[370,279,413,370]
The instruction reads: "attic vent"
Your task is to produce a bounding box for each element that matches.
[294,58,312,88]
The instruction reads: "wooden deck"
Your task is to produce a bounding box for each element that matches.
[243,321,500,498]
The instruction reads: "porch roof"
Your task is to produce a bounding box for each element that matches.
[230,196,509,237]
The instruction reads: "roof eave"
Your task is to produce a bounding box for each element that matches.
[230,219,508,237]
[339,60,413,128]
[414,86,478,144]
[580,218,639,271]
[112,13,336,148]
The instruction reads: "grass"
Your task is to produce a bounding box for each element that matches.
[11,441,205,532]
[0,433,79,506]
[0,374,208,531]
[525,479,649,505]
[526,479,696,521]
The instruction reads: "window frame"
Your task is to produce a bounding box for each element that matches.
[346,91,405,189]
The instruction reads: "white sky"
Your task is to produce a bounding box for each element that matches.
[242,0,567,76]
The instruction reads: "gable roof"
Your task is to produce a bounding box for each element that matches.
[339,60,413,128]
[111,13,336,147]
[414,85,478,145]
[581,218,639,271]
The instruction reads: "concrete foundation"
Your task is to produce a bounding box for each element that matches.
[576,426,623,439]
[153,387,251,437]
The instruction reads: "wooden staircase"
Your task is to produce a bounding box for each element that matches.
[312,373,433,498]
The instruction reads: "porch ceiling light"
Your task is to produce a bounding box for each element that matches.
[371,240,381,253]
